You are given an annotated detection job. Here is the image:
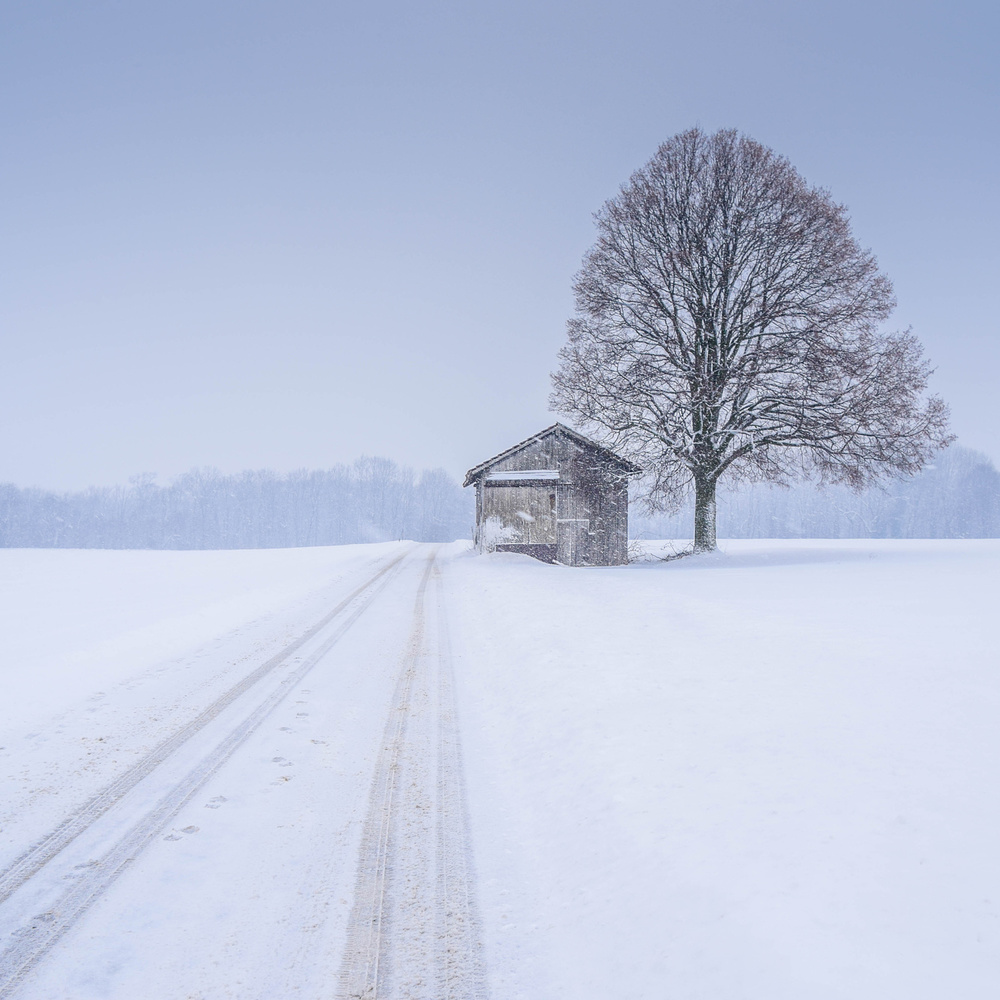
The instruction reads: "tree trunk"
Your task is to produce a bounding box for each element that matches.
[693,475,718,552]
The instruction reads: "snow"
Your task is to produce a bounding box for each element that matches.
[446,540,1000,999]
[0,543,403,735]
[486,470,560,481]
[1,539,998,998]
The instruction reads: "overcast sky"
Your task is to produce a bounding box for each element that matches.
[2,0,997,490]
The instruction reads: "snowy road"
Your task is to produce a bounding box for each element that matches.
[0,545,487,1000]
[2,539,999,999]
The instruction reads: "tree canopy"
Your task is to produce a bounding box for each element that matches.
[551,128,951,551]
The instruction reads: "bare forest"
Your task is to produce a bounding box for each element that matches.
[631,444,1000,541]
[0,458,472,549]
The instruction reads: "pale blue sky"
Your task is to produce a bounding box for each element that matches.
[2,0,997,489]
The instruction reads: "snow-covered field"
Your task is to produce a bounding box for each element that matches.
[1,540,997,998]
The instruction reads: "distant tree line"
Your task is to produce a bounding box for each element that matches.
[631,445,1000,540]
[1,446,995,550]
[0,458,474,549]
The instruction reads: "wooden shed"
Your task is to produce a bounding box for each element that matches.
[463,423,641,566]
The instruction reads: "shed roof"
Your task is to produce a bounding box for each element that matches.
[463,423,641,487]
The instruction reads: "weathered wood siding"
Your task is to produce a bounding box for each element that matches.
[482,435,560,476]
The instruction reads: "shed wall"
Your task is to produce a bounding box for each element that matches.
[470,428,632,566]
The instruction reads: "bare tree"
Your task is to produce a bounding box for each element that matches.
[551,128,952,551]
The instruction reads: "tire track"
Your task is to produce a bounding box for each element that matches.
[337,551,488,1000]
[0,548,413,999]
[0,547,409,907]
[336,557,434,1000]
[433,563,489,1000]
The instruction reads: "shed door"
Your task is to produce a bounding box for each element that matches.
[556,519,590,566]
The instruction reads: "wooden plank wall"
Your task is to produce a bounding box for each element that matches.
[473,430,630,565]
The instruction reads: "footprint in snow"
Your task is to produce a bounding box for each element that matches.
[205,795,227,809]
[181,826,200,834]
[164,833,182,841]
